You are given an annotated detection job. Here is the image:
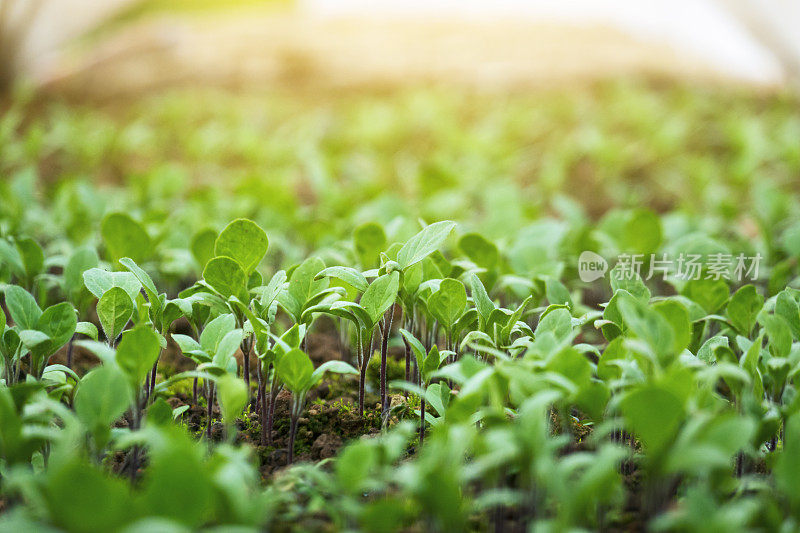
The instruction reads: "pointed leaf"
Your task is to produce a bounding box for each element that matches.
[199,314,236,353]
[316,266,369,293]
[38,302,77,353]
[400,328,427,375]
[96,287,133,344]
[310,360,358,388]
[361,271,399,325]
[2,285,41,330]
[727,284,763,337]
[469,274,494,327]
[396,221,456,270]
[119,258,159,308]
[428,278,467,332]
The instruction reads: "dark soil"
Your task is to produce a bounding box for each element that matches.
[151,328,391,477]
[48,342,100,376]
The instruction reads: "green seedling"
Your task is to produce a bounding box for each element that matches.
[275,347,356,463]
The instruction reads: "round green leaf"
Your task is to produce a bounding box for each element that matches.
[82,268,142,302]
[64,247,99,297]
[353,222,386,269]
[626,209,662,253]
[15,237,44,280]
[190,228,218,269]
[214,218,268,275]
[202,256,248,301]
[38,302,77,354]
[621,384,684,455]
[682,279,729,314]
[45,458,133,532]
[653,300,691,355]
[275,348,314,394]
[101,213,152,263]
[216,374,248,426]
[116,326,161,386]
[75,365,132,448]
[458,233,498,269]
[428,278,467,332]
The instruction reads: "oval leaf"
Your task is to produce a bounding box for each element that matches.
[214,218,268,275]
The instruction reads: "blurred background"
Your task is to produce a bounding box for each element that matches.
[1,0,800,274]
[3,0,800,94]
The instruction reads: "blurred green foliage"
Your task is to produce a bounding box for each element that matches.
[1,80,800,531]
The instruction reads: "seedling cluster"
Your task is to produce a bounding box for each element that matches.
[1,84,800,531]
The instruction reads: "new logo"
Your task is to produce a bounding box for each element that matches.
[578,251,607,282]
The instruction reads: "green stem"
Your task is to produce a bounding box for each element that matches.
[419,393,426,445]
[206,382,215,440]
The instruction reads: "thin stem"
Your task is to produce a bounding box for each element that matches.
[267,371,279,445]
[206,382,215,439]
[241,335,252,397]
[356,327,365,416]
[403,318,411,399]
[66,333,76,369]
[129,389,142,482]
[419,394,426,445]
[147,358,159,403]
[360,330,375,417]
[255,362,263,412]
[380,303,396,414]
[259,367,268,446]
[36,356,46,380]
[13,344,22,384]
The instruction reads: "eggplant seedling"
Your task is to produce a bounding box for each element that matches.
[275,347,357,464]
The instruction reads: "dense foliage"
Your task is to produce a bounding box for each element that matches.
[1,81,800,531]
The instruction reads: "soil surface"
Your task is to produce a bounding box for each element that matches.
[156,326,391,477]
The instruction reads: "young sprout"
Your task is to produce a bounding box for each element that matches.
[172,313,242,438]
[2,285,77,382]
[208,218,269,396]
[398,329,448,444]
[372,221,456,414]
[216,374,249,442]
[309,269,396,417]
[275,348,356,464]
